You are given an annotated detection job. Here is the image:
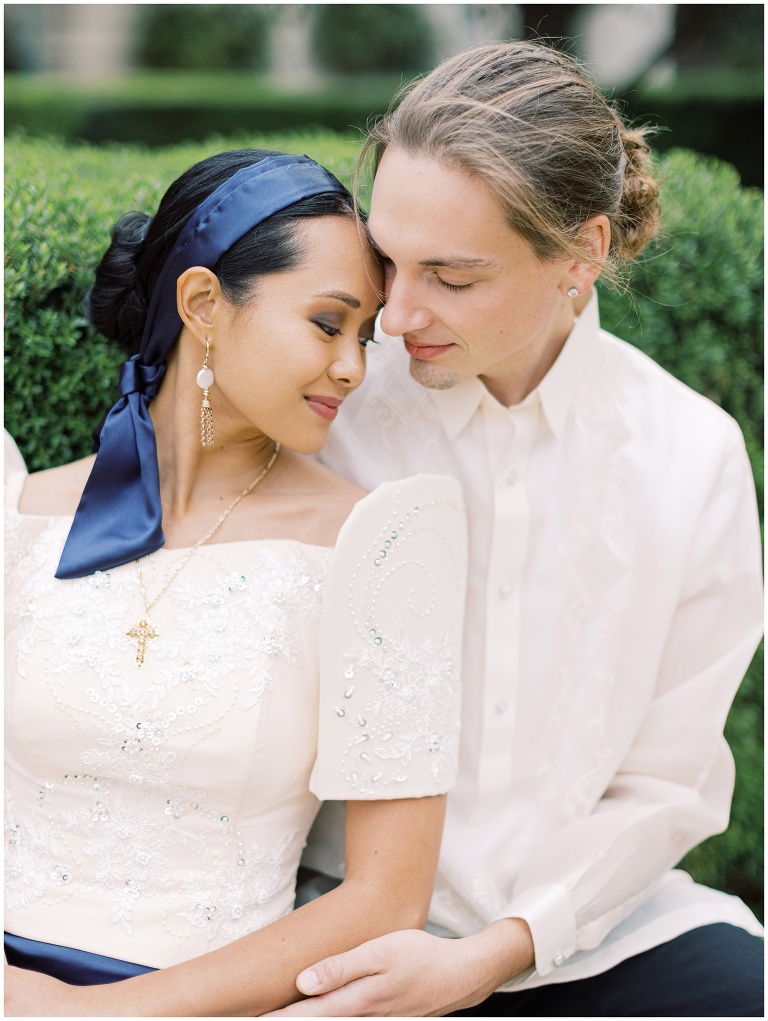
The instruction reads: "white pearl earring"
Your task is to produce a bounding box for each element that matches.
[197,341,215,447]
[567,287,579,298]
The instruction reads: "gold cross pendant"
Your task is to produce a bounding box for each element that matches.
[126,617,159,668]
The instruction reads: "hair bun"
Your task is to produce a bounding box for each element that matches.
[86,211,153,353]
[615,127,661,261]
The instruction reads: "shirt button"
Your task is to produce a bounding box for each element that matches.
[499,582,513,598]
[554,953,566,967]
[495,699,509,715]
[506,470,518,485]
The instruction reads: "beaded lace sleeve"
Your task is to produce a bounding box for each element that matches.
[310,475,467,800]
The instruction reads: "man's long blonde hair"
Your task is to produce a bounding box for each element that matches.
[360,41,661,285]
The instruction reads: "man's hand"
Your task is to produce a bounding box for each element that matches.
[263,919,534,1017]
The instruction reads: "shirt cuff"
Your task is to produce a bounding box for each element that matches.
[500,884,577,977]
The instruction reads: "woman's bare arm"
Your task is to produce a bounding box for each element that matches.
[5,795,446,1017]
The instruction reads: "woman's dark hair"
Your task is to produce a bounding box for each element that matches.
[86,149,357,355]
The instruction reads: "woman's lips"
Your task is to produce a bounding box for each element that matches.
[404,338,455,360]
[304,395,341,421]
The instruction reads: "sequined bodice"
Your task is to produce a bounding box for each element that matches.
[5,471,466,968]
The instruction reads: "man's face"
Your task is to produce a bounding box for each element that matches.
[368,147,576,402]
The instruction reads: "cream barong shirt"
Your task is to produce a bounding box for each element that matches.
[309,292,763,989]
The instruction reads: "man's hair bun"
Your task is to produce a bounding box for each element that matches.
[613,127,661,262]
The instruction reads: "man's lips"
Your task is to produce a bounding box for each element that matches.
[304,395,341,421]
[403,337,456,360]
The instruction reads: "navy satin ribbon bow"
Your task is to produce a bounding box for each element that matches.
[56,154,349,579]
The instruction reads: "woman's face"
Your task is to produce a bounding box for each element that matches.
[209,216,382,453]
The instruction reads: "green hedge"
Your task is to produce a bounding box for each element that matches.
[4,134,763,919]
[5,71,762,187]
[3,72,403,146]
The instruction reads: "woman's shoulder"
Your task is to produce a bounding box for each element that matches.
[16,456,95,517]
[303,460,369,547]
[302,457,368,509]
[259,453,368,548]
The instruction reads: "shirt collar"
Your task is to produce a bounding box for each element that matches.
[537,288,600,438]
[431,289,601,441]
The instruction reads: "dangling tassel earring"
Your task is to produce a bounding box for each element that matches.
[197,341,215,447]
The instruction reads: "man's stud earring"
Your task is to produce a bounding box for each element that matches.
[197,341,214,447]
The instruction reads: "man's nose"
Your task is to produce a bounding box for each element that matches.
[380,270,432,337]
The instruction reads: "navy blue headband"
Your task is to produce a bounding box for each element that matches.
[56,154,349,579]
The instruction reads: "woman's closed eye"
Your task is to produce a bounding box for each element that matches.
[314,320,341,338]
[314,319,377,348]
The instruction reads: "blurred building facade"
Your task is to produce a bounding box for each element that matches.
[6,3,678,90]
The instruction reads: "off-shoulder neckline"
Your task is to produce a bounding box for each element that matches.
[6,502,336,554]
[6,471,452,558]
[5,471,336,551]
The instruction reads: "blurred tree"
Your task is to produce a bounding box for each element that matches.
[671,3,763,69]
[312,4,434,73]
[520,5,575,46]
[138,4,271,72]
[3,7,21,71]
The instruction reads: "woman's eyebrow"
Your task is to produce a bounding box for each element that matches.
[313,290,361,309]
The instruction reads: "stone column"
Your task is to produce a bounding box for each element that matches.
[423,4,523,63]
[572,4,677,90]
[7,3,140,75]
[267,4,321,88]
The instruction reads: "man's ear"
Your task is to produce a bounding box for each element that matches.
[562,214,611,296]
[176,267,224,345]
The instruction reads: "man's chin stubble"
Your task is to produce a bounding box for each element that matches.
[409,358,462,390]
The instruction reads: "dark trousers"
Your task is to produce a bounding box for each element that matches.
[450,923,764,1017]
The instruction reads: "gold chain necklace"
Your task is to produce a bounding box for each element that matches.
[126,443,281,667]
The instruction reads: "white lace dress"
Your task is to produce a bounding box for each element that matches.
[5,470,466,969]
